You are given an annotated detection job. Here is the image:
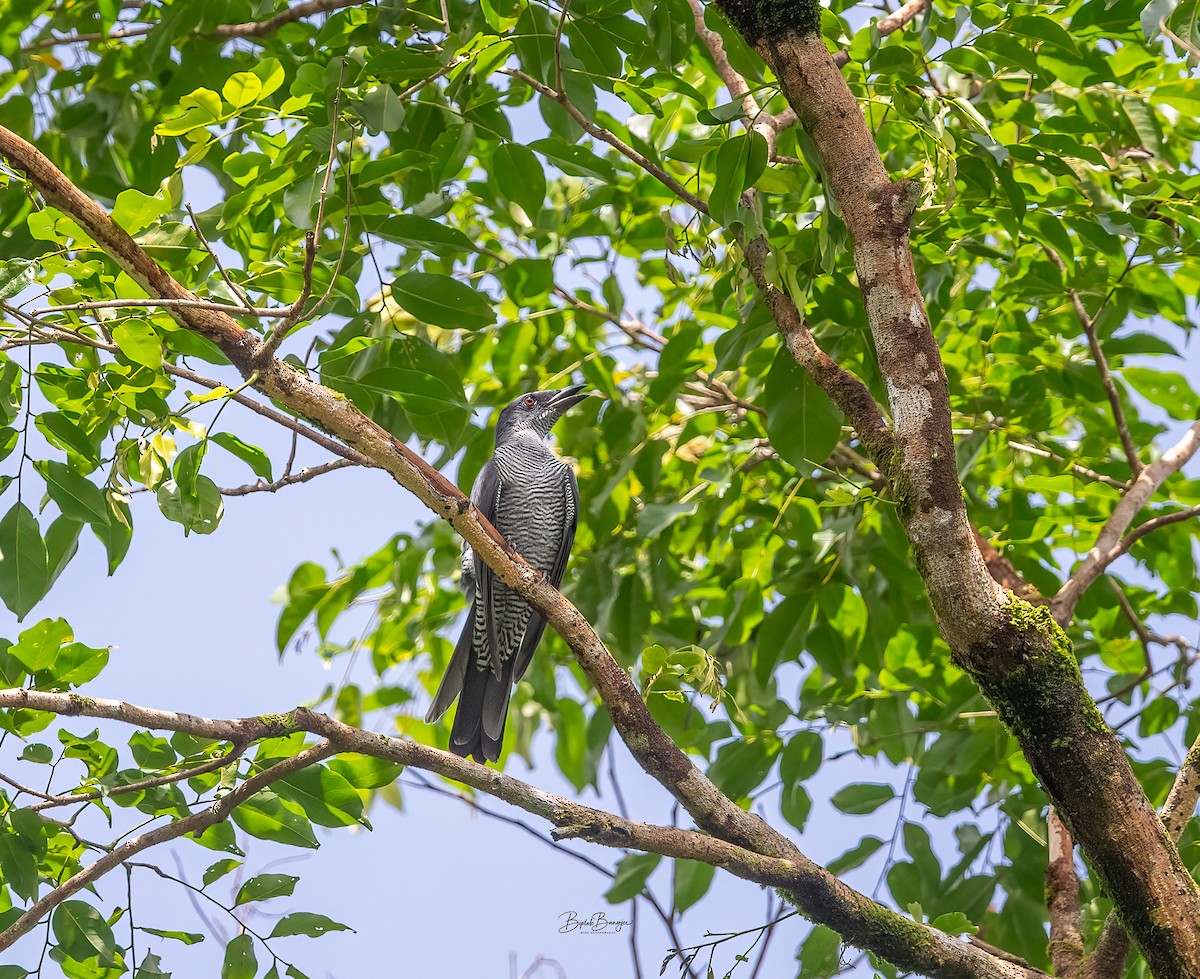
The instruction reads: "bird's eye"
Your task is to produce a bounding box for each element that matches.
[523,395,537,408]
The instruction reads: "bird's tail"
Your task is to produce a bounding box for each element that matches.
[424,604,473,726]
[426,600,513,763]
[449,652,513,763]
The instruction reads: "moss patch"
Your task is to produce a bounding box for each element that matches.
[714,0,821,46]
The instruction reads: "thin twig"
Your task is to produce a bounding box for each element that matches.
[0,742,335,953]
[218,458,357,496]
[33,297,287,317]
[1043,247,1142,477]
[1007,440,1128,490]
[29,743,248,811]
[501,69,708,214]
[186,203,252,309]
[261,64,345,357]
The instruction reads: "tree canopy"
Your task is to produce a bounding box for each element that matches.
[1,0,1199,977]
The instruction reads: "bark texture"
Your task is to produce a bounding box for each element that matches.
[709,5,1200,976]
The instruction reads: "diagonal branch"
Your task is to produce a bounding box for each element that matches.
[1053,419,1200,624]
[1043,247,1142,477]
[501,69,708,214]
[0,688,1047,979]
[1084,727,1200,979]
[0,122,797,900]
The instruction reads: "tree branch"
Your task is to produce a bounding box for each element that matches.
[707,10,1200,977]
[1085,727,1200,979]
[0,122,802,923]
[0,740,335,954]
[1053,419,1200,624]
[501,69,708,215]
[1045,809,1083,978]
[218,459,357,496]
[0,688,1047,979]
[1043,247,1142,477]
[767,0,934,135]
[27,743,248,812]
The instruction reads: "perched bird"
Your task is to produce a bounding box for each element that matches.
[426,383,592,762]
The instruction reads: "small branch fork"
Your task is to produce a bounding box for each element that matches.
[1052,419,1200,625]
[0,688,1047,979]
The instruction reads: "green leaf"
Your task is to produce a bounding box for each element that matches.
[763,350,842,472]
[672,859,715,914]
[220,934,256,979]
[129,731,176,769]
[326,754,403,790]
[0,503,49,620]
[780,731,823,784]
[526,138,616,180]
[235,873,300,906]
[798,924,843,978]
[138,927,205,945]
[0,258,35,300]
[708,131,767,225]
[52,900,118,966]
[35,413,100,467]
[827,837,885,876]
[230,791,318,849]
[830,783,896,815]
[210,432,273,482]
[1122,368,1199,420]
[495,143,547,220]
[134,951,171,978]
[276,765,364,828]
[388,272,494,331]
[268,913,354,939]
[604,852,661,903]
[223,71,264,108]
[931,911,978,936]
[202,859,243,887]
[0,833,39,902]
[46,641,109,688]
[11,617,72,671]
[156,475,223,536]
[35,460,111,527]
[111,191,170,236]
[374,215,474,253]
[111,319,163,368]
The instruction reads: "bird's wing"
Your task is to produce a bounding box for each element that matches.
[472,458,505,678]
[513,464,579,682]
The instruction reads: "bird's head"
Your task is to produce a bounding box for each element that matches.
[494,383,592,445]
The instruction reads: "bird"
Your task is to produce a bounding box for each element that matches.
[425,383,592,762]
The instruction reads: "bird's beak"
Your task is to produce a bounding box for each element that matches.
[545,383,593,414]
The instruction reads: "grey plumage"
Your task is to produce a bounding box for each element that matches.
[425,384,591,762]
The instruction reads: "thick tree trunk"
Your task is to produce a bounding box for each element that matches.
[710,4,1200,976]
